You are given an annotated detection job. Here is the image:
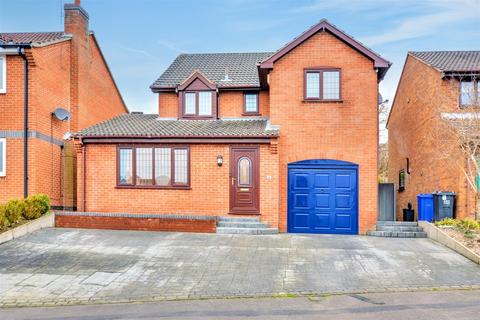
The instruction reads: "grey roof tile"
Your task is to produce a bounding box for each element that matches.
[76,114,279,138]
[0,32,70,46]
[410,51,480,73]
[150,52,274,89]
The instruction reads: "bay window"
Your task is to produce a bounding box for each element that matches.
[117,146,189,188]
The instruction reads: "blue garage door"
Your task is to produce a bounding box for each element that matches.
[288,160,358,234]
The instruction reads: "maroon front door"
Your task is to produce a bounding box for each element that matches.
[230,147,259,213]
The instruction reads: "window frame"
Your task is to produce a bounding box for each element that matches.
[181,90,215,119]
[398,169,405,192]
[459,79,479,107]
[0,138,6,176]
[0,55,6,94]
[243,92,260,115]
[303,67,342,102]
[116,145,190,189]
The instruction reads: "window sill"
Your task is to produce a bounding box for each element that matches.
[242,113,261,116]
[116,185,191,190]
[303,99,343,103]
[181,115,215,120]
[228,211,260,215]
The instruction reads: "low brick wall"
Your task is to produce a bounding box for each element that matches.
[55,212,217,233]
[419,221,480,264]
[0,213,55,245]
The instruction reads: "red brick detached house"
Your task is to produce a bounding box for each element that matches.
[0,1,127,209]
[388,51,480,221]
[69,20,391,234]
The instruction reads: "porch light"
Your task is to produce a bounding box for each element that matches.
[217,155,223,167]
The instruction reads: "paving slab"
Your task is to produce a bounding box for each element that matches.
[0,228,479,306]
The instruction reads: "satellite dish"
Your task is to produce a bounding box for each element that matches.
[378,93,383,105]
[52,108,71,121]
[378,93,389,105]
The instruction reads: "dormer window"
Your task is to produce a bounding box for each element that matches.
[178,71,217,119]
[184,91,213,116]
[304,68,341,101]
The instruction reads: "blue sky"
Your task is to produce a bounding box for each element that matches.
[1,0,479,114]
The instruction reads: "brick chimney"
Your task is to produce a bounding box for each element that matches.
[64,0,90,133]
[64,0,89,38]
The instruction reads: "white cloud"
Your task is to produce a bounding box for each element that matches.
[118,45,155,58]
[157,40,187,54]
[291,0,479,46]
[291,0,403,14]
[226,17,292,32]
[360,1,480,45]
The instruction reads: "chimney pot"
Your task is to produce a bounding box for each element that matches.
[74,0,81,5]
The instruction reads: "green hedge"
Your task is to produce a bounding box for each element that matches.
[0,194,51,229]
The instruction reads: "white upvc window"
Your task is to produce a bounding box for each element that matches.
[0,55,6,93]
[0,138,6,176]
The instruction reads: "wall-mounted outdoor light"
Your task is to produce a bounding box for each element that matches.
[406,157,411,174]
[217,155,223,167]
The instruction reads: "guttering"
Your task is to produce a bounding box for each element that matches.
[150,85,263,93]
[78,134,278,145]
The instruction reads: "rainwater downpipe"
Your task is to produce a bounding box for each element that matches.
[17,47,29,198]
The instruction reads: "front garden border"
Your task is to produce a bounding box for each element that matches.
[419,221,480,264]
[0,212,55,245]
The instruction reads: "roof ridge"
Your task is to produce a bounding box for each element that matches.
[178,51,275,55]
[0,31,64,34]
[410,50,480,53]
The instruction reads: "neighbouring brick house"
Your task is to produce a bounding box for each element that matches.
[68,20,391,234]
[388,51,480,220]
[0,0,127,209]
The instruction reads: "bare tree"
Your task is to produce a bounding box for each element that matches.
[433,75,480,220]
[378,98,390,182]
[378,143,389,183]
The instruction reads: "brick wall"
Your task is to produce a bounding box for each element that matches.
[0,3,126,207]
[218,91,269,118]
[388,55,473,220]
[0,55,28,204]
[158,92,178,118]
[55,213,216,233]
[158,91,270,118]
[268,31,379,234]
[76,142,280,228]
[76,35,127,129]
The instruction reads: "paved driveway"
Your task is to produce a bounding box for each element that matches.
[0,228,479,307]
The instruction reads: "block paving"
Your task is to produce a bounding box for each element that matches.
[0,228,479,307]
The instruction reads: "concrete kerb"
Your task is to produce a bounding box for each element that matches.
[419,221,480,264]
[0,213,55,245]
[1,285,480,308]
